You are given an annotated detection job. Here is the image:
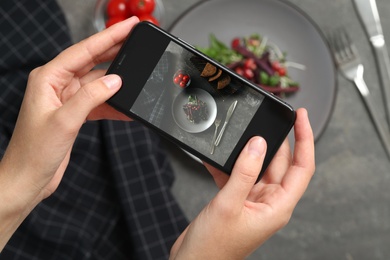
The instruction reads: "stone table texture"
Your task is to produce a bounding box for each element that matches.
[57,0,390,259]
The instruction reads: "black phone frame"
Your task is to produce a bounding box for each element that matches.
[106,22,296,180]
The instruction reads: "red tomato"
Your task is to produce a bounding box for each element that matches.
[231,37,241,49]
[272,61,282,71]
[105,16,126,28]
[128,0,155,16]
[272,61,286,76]
[179,81,186,88]
[138,14,159,26]
[174,77,181,84]
[234,67,244,76]
[278,67,286,76]
[244,58,256,70]
[243,68,254,80]
[107,0,129,18]
[182,75,189,82]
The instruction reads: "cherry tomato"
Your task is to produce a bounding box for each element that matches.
[278,67,286,76]
[173,70,191,87]
[138,14,159,26]
[174,77,181,84]
[235,67,244,76]
[243,68,254,80]
[105,16,126,28]
[272,61,281,71]
[231,37,241,49]
[244,58,256,70]
[107,0,129,18]
[271,61,286,76]
[182,75,189,82]
[128,0,155,16]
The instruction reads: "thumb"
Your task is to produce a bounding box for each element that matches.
[219,137,267,206]
[59,74,122,126]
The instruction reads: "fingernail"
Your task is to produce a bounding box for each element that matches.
[248,137,266,157]
[102,74,121,89]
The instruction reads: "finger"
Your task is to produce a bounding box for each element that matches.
[91,43,124,65]
[204,162,229,189]
[79,70,131,121]
[281,108,315,203]
[218,137,267,206]
[80,69,107,85]
[59,70,107,104]
[87,103,131,121]
[56,74,122,128]
[48,17,139,76]
[260,137,292,184]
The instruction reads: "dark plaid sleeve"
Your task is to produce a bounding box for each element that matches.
[0,1,188,259]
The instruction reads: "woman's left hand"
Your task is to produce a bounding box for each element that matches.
[0,17,139,223]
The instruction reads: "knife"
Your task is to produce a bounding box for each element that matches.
[214,100,238,146]
[353,0,390,127]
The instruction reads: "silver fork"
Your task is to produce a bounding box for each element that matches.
[328,28,390,159]
[210,118,221,154]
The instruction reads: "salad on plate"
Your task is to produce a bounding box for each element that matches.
[197,34,305,97]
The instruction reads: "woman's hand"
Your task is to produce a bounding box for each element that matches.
[0,17,139,249]
[170,108,315,259]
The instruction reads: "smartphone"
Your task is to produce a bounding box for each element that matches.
[106,21,296,180]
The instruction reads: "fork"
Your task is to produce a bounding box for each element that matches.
[210,118,221,154]
[328,28,390,159]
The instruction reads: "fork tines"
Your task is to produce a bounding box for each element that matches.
[328,28,359,64]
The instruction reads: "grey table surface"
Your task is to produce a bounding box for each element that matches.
[58,0,390,259]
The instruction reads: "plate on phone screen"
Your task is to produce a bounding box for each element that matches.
[169,0,337,141]
[172,88,217,133]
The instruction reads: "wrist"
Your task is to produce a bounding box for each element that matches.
[0,158,42,250]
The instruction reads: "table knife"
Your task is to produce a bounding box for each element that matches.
[353,0,390,128]
[215,100,237,146]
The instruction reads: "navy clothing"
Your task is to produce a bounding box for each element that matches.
[0,1,188,259]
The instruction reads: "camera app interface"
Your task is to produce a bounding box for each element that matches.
[131,41,264,166]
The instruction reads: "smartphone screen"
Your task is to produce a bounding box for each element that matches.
[107,22,295,177]
[130,41,264,166]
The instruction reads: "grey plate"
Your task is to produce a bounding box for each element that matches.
[172,88,217,133]
[169,0,337,141]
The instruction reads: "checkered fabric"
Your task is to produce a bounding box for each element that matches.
[0,1,188,259]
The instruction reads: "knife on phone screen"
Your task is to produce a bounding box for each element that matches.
[215,100,238,146]
[353,0,390,127]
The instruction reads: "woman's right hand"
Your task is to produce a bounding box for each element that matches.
[171,108,315,259]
